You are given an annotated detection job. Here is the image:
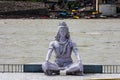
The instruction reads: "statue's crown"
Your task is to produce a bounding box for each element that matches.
[58,22,67,28]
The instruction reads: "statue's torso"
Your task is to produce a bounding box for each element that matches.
[51,40,74,67]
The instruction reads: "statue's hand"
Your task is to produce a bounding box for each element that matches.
[45,60,49,63]
[78,60,83,72]
[78,60,82,64]
[77,60,82,68]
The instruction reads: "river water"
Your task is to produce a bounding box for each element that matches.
[0,19,120,65]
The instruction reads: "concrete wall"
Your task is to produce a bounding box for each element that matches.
[99,4,116,16]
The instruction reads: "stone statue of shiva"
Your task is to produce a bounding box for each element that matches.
[42,22,83,76]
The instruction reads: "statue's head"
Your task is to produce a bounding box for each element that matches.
[55,22,70,41]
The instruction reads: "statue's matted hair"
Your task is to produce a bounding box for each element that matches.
[55,22,70,41]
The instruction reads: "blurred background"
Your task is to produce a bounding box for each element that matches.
[0,0,120,19]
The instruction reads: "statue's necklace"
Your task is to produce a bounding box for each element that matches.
[59,39,67,45]
[59,40,68,55]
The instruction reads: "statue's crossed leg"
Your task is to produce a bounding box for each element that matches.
[42,61,83,76]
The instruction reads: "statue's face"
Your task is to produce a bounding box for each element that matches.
[59,27,68,37]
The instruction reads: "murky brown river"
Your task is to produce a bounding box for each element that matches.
[0,19,120,65]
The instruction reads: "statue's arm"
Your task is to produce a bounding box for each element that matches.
[45,42,54,62]
[72,42,82,62]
